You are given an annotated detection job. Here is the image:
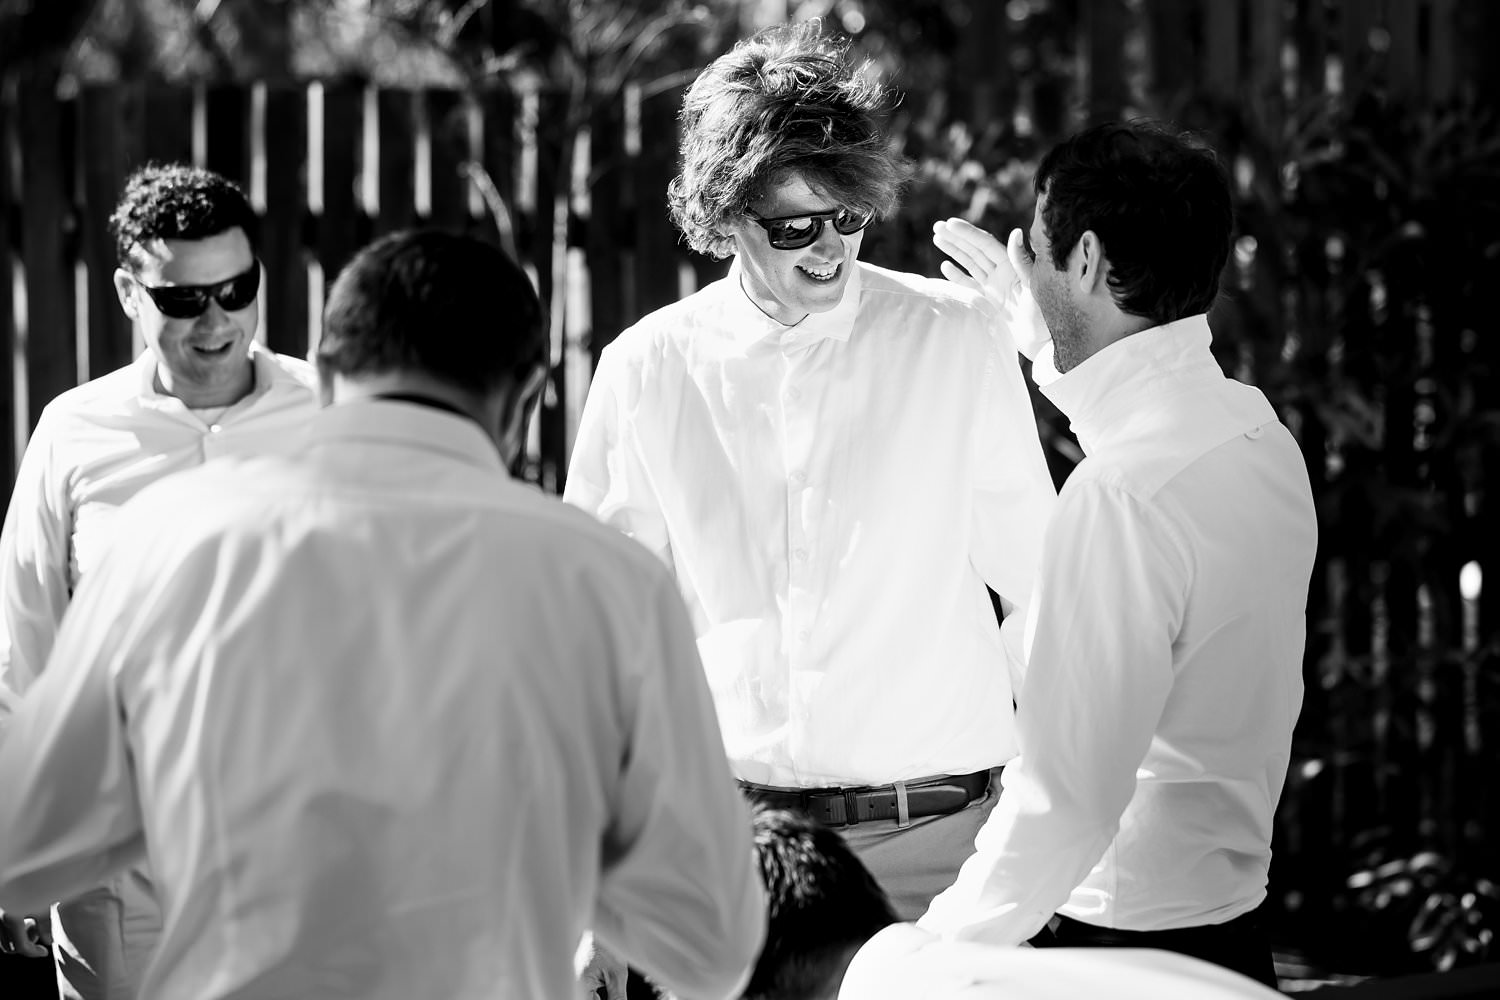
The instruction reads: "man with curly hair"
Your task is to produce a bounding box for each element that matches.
[0,162,316,998]
[566,19,1056,945]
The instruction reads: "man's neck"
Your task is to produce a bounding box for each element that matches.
[155,363,255,409]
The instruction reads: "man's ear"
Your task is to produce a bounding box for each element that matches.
[1075,230,1108,295]
[113,267,138,318]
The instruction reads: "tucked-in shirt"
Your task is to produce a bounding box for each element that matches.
[565,261,1057,787]
[0,344,317,730]
[921,316,1317,942]
[0,400,765,1000]
[840,923,1283,999]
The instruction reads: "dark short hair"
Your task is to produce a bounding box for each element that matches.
[318,230,546,396]
[743,807,897,1000]
[1035,120,1233,325]
[668,20,913,259]
[108,162,259,268]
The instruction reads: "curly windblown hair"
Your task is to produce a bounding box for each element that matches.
[1035,120,1233,325]
[668,20,912,259]
[108,163,259,268]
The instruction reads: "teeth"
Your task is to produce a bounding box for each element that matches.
[799,263,838,281]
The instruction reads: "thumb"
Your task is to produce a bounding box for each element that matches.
[1006,228,1032,288]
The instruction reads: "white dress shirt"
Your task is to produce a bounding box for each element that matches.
[840,923,1283,999]
[0,343,317,729]
[921,316,1317,942]
[0,399,765,1000]
[565,261,1056,787]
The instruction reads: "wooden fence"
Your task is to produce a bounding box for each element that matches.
[2,0,1498,969]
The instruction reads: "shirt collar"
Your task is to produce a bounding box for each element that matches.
[304,397,507,473]
[1040,314,1224,451]
[134,341,294,408]
[718,257,863,348]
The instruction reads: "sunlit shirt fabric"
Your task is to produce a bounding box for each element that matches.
[565,260,1057,787]
[840,922,1284,999]
[0,342,317,728]
[0,399,765,1000]
[921,315,1317,943]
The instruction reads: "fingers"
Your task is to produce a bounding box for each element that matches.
[938,260,981,291]
[939,217,1009,259]
[26,915,53,951]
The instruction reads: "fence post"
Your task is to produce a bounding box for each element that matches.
[262,83,308,360]
[78,85,137,380]
[17,70,76,431]
[1,80,14,494]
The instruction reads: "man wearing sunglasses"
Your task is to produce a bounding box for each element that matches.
[0,162,316,999]
[566,23,1056,994]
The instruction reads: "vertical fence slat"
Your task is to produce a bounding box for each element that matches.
[1145,0,1198,110]
[205,84,251,188]
[78,86,136,380]
[1083,0,1132,123]
[1427,0,1458,101]
[426,88,469,234]
[586,95,624,369]
[632,85,682,320]
[262,84,307,360]
[318,83,363,290]
[479,86,518,259]
[18,75,76,429]
[144,83,195,166]
[376,89,416,237]
[1,83,15,496]
[529,90,566,493]
[1204,0,1242,97]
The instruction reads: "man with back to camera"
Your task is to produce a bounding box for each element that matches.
[919,120,1318,987]
[0,163,317,998]
[565,18,1057,938]
[0,230,765,1000]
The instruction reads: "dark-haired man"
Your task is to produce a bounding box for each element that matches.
[566,19,1056,934]
[730,806,1281,1000]
[0,162,316,998]
[0,230,764,1000]
[921,121,1318,986]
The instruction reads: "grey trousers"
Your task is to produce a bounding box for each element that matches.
[836,766,1004,920]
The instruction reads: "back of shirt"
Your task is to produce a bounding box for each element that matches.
[0,403,763,1000]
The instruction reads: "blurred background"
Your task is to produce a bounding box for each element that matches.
[2,0,1499,994]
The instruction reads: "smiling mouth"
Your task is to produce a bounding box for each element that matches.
[797,262,841,283]
[191,342,235,358]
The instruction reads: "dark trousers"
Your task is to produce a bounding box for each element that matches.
[1033,909,1278,988]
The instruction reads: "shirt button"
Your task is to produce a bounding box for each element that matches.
[793,548,808,562]
[790,470,806,485]
[208,424,222,434]
[786,386,801,401]
[1244,425,1264,440]
[796,629,810,642]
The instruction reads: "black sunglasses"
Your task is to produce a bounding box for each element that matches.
[748,207,873,250]
[133,262,261,319]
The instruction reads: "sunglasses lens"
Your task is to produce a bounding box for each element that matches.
[150,288,211,319]
[769,217,821,251]
[215,268,260,311]
[834,208,871,235]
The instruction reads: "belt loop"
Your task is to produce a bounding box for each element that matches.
[844,789,860,826]
[894,781,911,828]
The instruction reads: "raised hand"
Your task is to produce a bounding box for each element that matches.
[933,218,1051,362]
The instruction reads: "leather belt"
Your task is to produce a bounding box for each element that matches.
[737,769,992,828]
